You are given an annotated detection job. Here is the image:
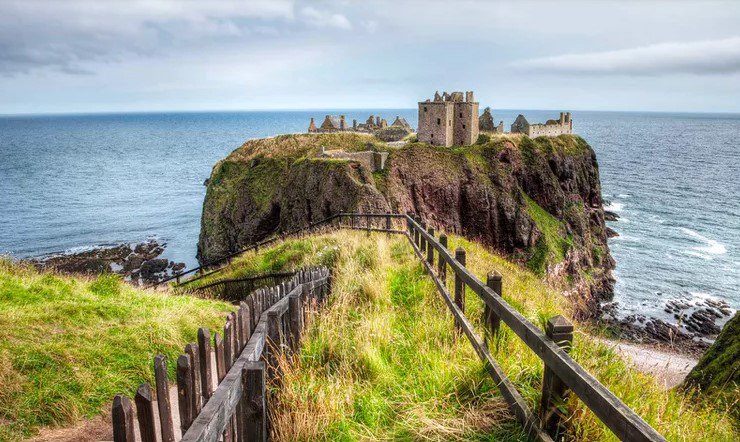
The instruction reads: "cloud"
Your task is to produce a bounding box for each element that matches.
[0,0,296,75]
[300,6,352,30]
[510,37,740,76]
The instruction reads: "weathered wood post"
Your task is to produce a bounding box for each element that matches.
[426,227,435,265]
[420,221,427,253]
[485,271,503,347]
[385,211,391,232]
[438,234,447,283]
[242,361,267,442]
[184,343,201,413]
[134,383,157,442]
[289,291,302,351]
[366,212,371,232]
[454,247,466,332]
[267,310,281,379]
[540,315,574,438]
[197,328,213,403]
[153,355,175,442]
[112,394,135,442]
[413,216,420,247]
[176,273,181,284]
[176,354,194,434]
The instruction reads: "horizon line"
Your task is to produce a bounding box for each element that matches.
[2,107,740,118]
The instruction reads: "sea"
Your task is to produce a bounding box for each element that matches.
[1,110,738,325]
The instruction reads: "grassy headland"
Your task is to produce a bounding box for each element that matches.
[191,231,737,441]
[0,259,235,441]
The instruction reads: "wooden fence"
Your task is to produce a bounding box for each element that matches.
[160,212,407,289]
[112,267,331,442]
[117,211,666,441]
[402,214,666,442]
[180,272,298,302]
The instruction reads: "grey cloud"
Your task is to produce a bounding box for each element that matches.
[0,0,305,75]
[510,37,740,76]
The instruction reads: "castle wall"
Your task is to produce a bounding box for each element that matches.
[528,122,572,137]
[418,102,454,146]
[321,149,388,172]
[453,102,479,146]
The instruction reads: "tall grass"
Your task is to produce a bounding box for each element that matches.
[227,231,736,441]
[0,259,235,441]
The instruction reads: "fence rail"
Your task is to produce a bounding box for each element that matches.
[181,271,298,301]
[157,213,406,288]
[112,267,331,442]
[403,214,666,442]
[116,211,666,441]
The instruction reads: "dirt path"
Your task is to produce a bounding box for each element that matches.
[599,338,698,389]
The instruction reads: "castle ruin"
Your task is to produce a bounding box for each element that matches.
[307,91,574,143]
[308,114,397,133]
[417,91,479,147]
[510,112,572,137]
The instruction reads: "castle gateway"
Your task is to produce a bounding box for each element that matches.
[418,91,479,147]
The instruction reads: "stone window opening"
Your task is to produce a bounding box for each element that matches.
[462,124,466,129]
[459,112,462,117]
[437,118,441,125]
[424,107,428,112]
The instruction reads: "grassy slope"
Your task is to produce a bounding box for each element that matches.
[210,231,736,441]
[0,259,235,441]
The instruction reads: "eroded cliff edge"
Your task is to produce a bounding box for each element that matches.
[197,132,614,317]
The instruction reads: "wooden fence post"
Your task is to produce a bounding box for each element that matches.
[135,384,157,442]
[420,221,427,253]
[438,234,447,284]
[540,315,574,438]
[385,212,391,232]
[485,271,503,347]
[242,361,267,442]
[454,247,466,332]
[112,394,135,442]
[426,227,435,265]
[153,355,175,442]
[176,354,194,434]
[197,328,213,403]
[267,310,281,379]
[413,217,420,247]
[184,343,201,414]
[289,292,302,351]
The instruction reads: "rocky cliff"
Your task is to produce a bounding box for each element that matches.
[198,132,614,316]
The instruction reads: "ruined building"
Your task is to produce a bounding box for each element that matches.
[418,91,479,147]
[511,112,573,137]
[479,107,504,133]
[308,114,388,133]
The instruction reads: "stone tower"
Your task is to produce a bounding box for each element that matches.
[418,90,479,147]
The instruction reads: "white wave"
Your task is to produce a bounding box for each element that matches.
[617,193,631,198]
[605,201,624,212]
[682,250,713,260]
[680,227,727,255]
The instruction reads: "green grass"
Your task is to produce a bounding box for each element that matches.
[211,231,737,441]
[0,259,235,441]
[523,194,574,274]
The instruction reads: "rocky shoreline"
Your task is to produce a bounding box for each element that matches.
[600,205,734,355]
[29,239,186,285]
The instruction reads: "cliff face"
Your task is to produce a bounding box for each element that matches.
[198,133,614,316]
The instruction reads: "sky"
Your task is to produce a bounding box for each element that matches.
[1,0,739,114]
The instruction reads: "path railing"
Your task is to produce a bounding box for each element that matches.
[180,271,298,302]
[402,214,666,442]
[112,267,331,442]
[158,212,406,289]
[119,211,665,441]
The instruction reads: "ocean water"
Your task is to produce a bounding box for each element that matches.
[0,110,737,323]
